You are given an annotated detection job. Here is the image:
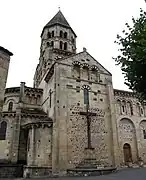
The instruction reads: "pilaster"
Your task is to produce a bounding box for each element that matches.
[106,78,120,167]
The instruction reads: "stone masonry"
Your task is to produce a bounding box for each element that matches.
[0,10,146,178]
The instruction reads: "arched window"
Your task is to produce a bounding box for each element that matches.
[73,64,80,78]
[8,102,13,111]
[122,105,125,113]
[136,103,141,116]
[60,31,63,38]
[82,66,89,80]
[117,99,121,114]
[47,42,50,47]
[127,101,133,115]
[48,32,51,38]
[0,121,7,140]
[64,32,67,38]
[71,37,75,43]
[52,31,54,37]
[51,41,54,47]
[84,88,89,105]
[60,41,63,49]
[121,100,126,114]
[64,42,67,50]
[91,68,97,81]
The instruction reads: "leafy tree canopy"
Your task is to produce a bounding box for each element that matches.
[113,9,146,102]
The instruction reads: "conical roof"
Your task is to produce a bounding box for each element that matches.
[41,10,77,37]
[45,10,70,28]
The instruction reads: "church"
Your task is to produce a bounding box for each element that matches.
[0,10,146,178]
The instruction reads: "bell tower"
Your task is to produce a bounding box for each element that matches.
[34,10,77,87]
[41,10,77,58]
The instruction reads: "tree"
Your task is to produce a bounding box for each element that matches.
[113,9,146,101]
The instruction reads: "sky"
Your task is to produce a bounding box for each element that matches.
[0,0,145,90]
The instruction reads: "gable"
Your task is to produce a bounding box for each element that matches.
[60,51,112,76]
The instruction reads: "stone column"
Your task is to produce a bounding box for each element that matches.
[19,82,25,103]
[11,107,21,163]
[31,125,35,165]
[135,126,141,160]
[52,64,68,175]
[106,78,120,167]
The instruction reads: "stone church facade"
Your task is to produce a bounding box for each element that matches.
[0,10,146,177]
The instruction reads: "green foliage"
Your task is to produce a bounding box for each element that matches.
[113,9,146,101]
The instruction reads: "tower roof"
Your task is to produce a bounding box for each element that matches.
[0,46,13,56]
[46,10,70,28]
[41,10,77,37]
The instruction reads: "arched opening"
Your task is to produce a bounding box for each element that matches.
[48,32,51,38]
[82,66,89,80]
[141,108,144,115]
[136,103,141,116]
[64,32,67,38]
[91,68,97,81]
[64,42,67,50]
[127,101,133,115]
[51,41,54,47]
[60,41,63,49]
[0,121,7,140]
[123,143,132,164]
[60,31,63,38]
[52,31,54,37]
[117,99,121,114]
[71,36,75,43]
[8,101,13,111]
[83,88,89,105]
[73,64,80,78]
[121,100,126,114]
[47,42,50,47]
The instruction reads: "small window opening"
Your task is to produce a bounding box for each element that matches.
[84,88,89,105]
[0,121,7,140]
[48,32,51,38]
[143,130,146,139]
[71,37,75,43]
[8,102,13,111]
[60,41,63,49]
[141,108,143,115]
[51,41,54,47]
[52,31,54,37]
[60,31,63,38]
[64,32,67,38]
[122,105,125,112]
[64,42,67,50]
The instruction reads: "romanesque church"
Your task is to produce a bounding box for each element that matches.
[0,10,146,178]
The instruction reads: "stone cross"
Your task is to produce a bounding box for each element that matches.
[80,104,96,149]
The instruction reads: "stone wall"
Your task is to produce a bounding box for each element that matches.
[52,55,115,172]
[27,125,52,167]
[0,164,23,178]
[115,91,146,164]
[0,116,15,161]
[0,48,12,113]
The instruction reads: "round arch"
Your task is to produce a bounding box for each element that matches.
[119,118,138,164]
[123,143,132,164]
[119,118,135,129]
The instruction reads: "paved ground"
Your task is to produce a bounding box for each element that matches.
[1,168,146,180]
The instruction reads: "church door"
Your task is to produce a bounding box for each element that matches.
[123,143,132,164]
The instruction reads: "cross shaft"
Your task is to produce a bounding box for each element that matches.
[80,105,96,149]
